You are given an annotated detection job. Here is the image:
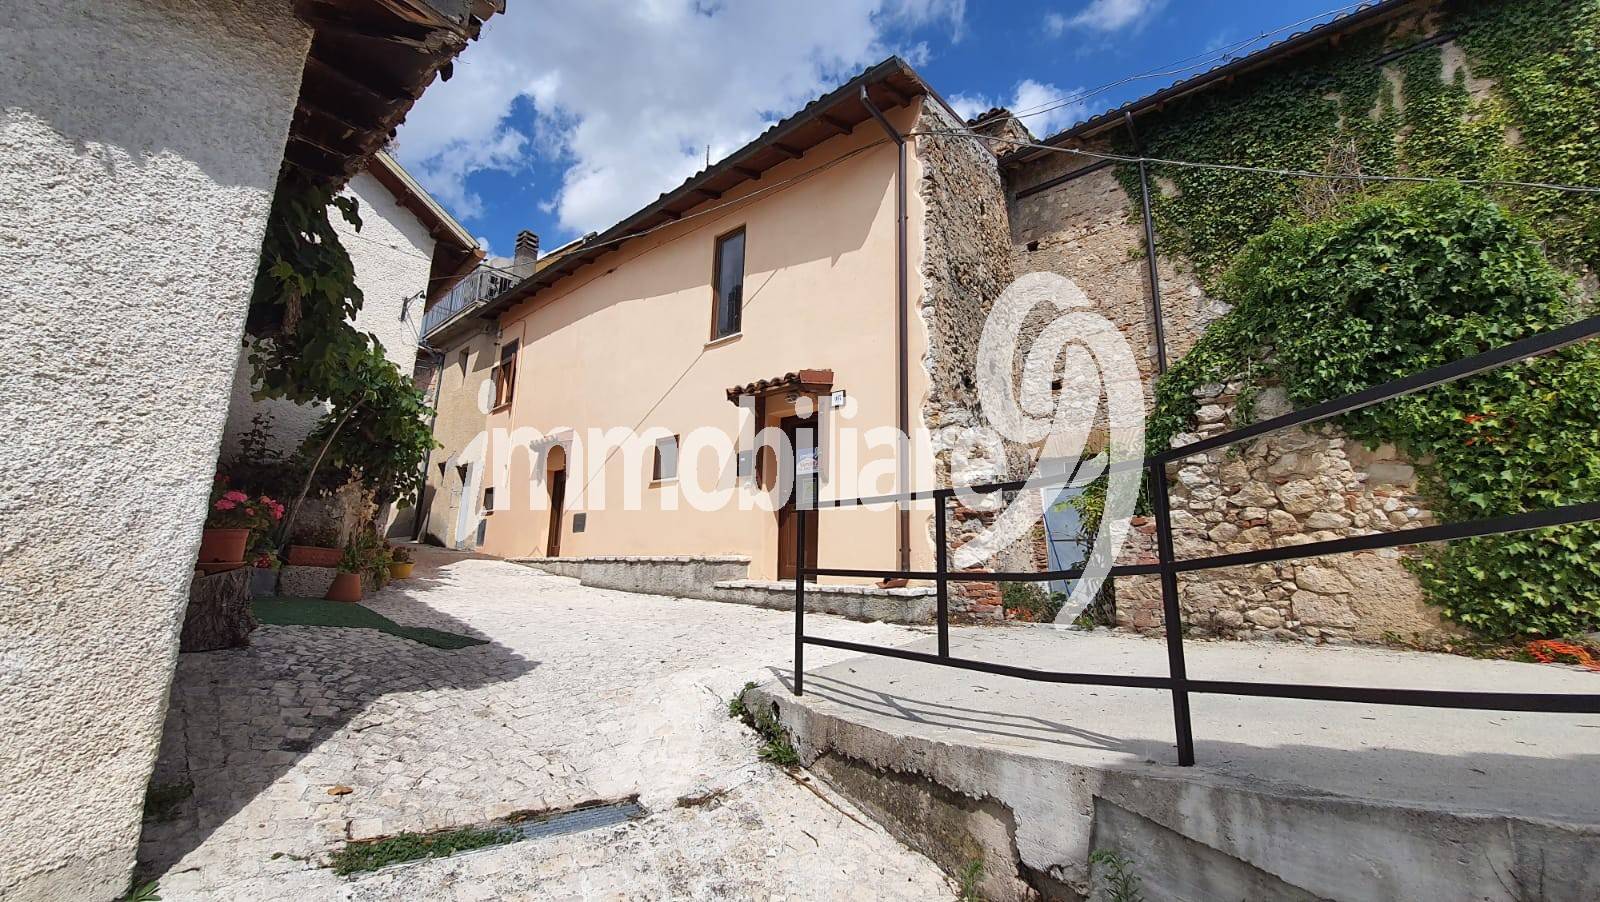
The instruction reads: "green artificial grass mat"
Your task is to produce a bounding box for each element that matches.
[253,596,487,650]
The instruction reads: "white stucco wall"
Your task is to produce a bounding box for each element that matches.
[221,169,436,457]
[0,1,310,899]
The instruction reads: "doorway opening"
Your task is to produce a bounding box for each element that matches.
[545,445,567,557]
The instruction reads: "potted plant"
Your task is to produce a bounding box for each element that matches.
[248,549,280,597]
[389,544,415,579]
[326,545,365,603]
[326,528,389,602]
[287,523,342,568]
[199,480,284,571]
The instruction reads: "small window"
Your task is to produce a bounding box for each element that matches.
[458,349,470,378]
[492,340,518,408]
[482,486,495,512]
[652,434,679,483]
[711,228,745,339]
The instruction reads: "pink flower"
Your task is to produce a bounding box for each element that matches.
[214,499,237,511]
[223,490,249,502]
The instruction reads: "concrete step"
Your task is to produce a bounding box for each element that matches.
[749,627,1600,901]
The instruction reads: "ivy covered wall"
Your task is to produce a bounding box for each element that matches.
[1118,0,1600,287]
[1103,0,1600,639]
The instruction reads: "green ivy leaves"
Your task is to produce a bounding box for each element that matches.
[1120,2,1600,639]
[1150,183,1599,638]
[246,170,438,509]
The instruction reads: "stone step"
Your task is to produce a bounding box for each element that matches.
[710,580,934,624]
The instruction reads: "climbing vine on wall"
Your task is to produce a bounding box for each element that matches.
[1149,185,1600,637]
[1118,0,1600,283]
[1122,1,1600,638]
[246,169,438,511]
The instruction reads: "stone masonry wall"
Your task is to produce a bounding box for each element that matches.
[913,100,1021,618]
[1008,140,1227,389]
[1115,385,1457,644]
[1003,141,1443,643]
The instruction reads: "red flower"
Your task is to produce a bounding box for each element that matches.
[1528,640,1600,672]
[215,499,237,511]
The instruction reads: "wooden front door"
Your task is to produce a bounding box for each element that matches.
[776,415,819,581]
[546,466,567,557]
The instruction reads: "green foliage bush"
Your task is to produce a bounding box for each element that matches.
[246,170,437,510]
[330,824,518,875]
[1111,1,1600,639]
[307,344,439,508]
[1000,581,1066,623]
[1150,184,1600,638]
[246,171,373,405]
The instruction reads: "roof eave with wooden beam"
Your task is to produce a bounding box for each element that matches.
[286,0,503,187]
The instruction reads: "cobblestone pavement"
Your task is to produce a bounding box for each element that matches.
[138,549,954,900]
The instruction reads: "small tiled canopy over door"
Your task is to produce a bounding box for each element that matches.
[725,369,833,580]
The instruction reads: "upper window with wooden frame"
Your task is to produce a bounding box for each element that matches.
[652,434,680,484]
[491,339,518,409]
[711,227,745,340]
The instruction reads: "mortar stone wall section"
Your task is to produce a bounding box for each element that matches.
[1116,386,1454,644]
[0,0,311,897]
[1008,140,1228,393]
[1002,140,1440,642]
[913,100,1026,618]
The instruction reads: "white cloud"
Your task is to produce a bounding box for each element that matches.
[394,0,964,241]
[949,79,1087,138]
[1045,0,1164,36]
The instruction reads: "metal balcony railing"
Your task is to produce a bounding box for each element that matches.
[422,264,521,338]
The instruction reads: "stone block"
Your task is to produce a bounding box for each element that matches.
[1245,607,1283,629]
[1295,565,1354,595]
[1291,590,1357,628]
[278,565,336,598]
[1208,523,1241,545]
[1303,511,1350,530]
[1274,480,1323,515]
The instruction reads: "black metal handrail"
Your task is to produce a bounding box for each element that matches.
[791,315,1600,766]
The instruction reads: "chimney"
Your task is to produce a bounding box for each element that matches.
[966,107,1034,156]
[513,230,540,271]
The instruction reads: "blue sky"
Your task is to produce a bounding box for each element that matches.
[395,0,1360,261]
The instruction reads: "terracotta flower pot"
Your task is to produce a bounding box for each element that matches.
[325,571,363,603]
[198,528,249,565]
[389,561,415,579]
[287,544,343,568]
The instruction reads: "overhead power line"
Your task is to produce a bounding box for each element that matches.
[912,128,1600,196]
[993,2,1371,129]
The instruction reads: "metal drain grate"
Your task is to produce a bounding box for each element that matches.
[508,799,646,842]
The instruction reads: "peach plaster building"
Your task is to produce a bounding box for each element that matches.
[424,5,1486,642]
[420,58,1019,620]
